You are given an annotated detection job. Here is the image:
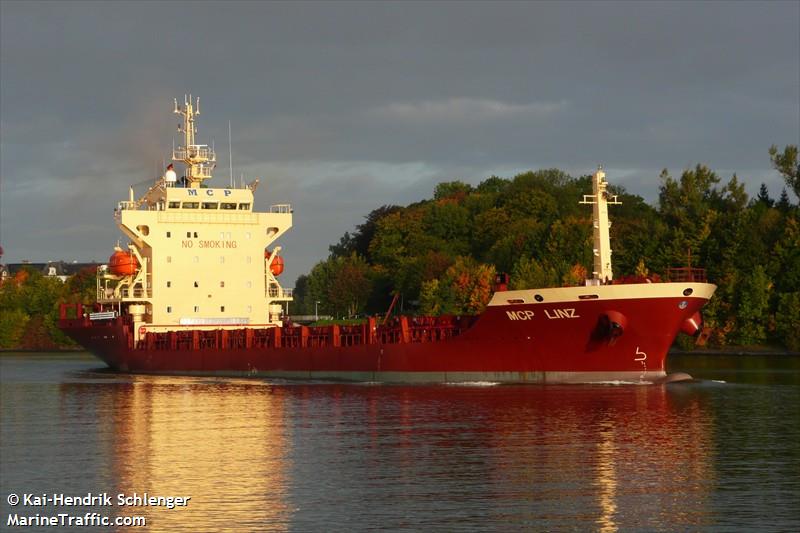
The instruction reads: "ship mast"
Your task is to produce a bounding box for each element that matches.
[173,95,216,187]
[580,167,621,283]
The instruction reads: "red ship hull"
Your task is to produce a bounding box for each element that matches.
[59,283,715,384]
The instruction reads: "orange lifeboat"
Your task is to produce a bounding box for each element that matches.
[108,250,139,276]
[264,250,284,276]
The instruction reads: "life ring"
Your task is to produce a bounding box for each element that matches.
[139,326,146,336]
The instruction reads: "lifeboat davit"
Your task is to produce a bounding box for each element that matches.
[264,250,284,276]
[108,250,139,276]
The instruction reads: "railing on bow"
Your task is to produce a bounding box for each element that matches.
[666,267,707,282]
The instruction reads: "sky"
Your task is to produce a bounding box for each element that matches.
[1,0,798,283]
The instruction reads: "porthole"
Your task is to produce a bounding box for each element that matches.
[683,288,694,296]
[534,294,544,302]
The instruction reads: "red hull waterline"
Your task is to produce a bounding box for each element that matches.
[60,282,715,384]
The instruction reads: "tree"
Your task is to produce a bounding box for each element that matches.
[775,292,800,351]
[777,188,791,212]
[508,257,559,290]
[330,253,372,317]
[419,257,495,315]
[769,144,799,202]
[329,205,401,260]
[733,265,772,346]
[434,181,473,201]
[292,274,311,314]
[658,165,720,266]
[756,183,774,207]
[306,254,373,318]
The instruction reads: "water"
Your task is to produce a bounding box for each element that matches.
[1,353,798,532]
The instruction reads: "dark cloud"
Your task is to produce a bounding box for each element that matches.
[1,1,798,281]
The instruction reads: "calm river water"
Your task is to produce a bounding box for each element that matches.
[1,352,798,532]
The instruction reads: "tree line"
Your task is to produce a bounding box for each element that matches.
[293,145,800,350]
[0,267,95,349]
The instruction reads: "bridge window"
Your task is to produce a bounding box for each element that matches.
[202,202,218,209]
[221,202,237,210]
[182,202,199,209]
[168,202,180,209]
[238,203,250,210]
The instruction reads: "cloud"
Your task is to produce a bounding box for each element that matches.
[369,98,568,124]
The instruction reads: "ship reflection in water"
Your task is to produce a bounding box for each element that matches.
[46,375,719,531]
[100,378,292,531]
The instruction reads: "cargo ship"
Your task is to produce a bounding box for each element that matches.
[59,96,716,383]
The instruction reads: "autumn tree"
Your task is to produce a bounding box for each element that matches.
[419,257,495,315]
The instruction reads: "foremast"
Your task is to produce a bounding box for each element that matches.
[580,167,621,284]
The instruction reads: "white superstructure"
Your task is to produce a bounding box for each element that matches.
[97,96,292,337]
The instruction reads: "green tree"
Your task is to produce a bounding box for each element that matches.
[508,257,559,290]
[769,144,799,201]
[306,254,373,318]
[329,205,401,260]
[733,265,772,345]
[434,181,473,201]
[775,292,800,351]
[658,165,720,266]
